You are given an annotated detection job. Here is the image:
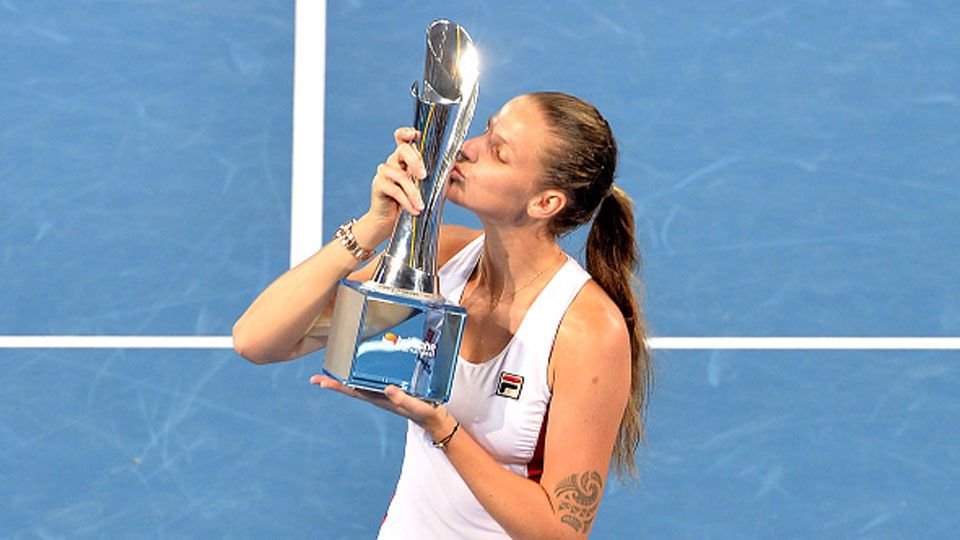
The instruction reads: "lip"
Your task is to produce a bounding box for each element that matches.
[451,165,465,181]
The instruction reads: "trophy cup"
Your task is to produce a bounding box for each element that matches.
[322,20,480,404]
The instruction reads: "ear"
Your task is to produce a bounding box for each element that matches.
[526,188,567,220]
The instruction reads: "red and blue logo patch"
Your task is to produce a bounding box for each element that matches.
[496,371,524,399]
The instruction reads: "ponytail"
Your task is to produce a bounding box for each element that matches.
[586,186,653,478]
[530,91,654,479]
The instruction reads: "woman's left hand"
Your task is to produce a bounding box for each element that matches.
[309,374,449,436]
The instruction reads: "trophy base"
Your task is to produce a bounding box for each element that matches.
[322,279,466,404]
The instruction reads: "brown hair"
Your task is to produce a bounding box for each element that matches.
[529,91,653,479]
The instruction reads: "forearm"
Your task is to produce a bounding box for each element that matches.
[427,420,581,540]
[233,215,385,363]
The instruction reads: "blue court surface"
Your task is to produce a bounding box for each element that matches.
[2,1,958,538]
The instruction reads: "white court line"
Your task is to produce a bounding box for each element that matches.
[650,337,960,350]
[0,336,958,350]
[289,0,327,268]
[0,336,234,349]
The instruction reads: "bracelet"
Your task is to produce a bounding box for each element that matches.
[432,421,460,450]
[334,218,374,262]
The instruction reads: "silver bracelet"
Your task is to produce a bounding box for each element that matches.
[334,218,374,262]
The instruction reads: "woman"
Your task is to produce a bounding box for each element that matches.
[233,92,653,539]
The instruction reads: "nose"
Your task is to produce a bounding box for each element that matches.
[458,136,480,162]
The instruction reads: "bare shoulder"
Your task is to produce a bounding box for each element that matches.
[551,279,630,382]
[560,280,629,351]
[438,224,483,267]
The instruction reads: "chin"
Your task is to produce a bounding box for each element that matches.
[447,196,470,210]
[445,179,463,198]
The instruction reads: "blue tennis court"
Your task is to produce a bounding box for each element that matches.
[1,1,958,538]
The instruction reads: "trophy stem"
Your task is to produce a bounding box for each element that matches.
[372,20,478,298]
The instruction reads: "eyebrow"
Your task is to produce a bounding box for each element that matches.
[486,115,510,147]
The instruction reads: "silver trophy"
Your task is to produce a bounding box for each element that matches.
[322,20,479,403]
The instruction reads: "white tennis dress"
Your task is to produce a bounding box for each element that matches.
[377,234,591,539]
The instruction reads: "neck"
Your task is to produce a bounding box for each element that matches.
[475,222,564,297]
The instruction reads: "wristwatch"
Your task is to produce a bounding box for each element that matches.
[334,218,375,262]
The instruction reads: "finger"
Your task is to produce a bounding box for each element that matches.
[393,127,419,146]
[383,385,444,424]
[349,387,406,416]
[378,160,423,192]
[310,374,345,392]
[383,384,407,406]
[375,165,423,214]
[393,170,426,212]
[375,177,421,215]
[395,144,428,180]
[310,375,411,419]
[310,374,363,398]
[383,385,429,413]
[355,388,396,406]
[383,151,426,211]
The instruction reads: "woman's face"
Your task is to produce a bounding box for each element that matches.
[446,95,555,224]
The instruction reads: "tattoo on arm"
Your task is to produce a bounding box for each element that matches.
[554,471,603,533]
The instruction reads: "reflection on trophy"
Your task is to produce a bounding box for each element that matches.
[322,20,480,403]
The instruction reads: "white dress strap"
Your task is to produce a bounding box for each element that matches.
[438,233,485,303]
[511,257,591,352]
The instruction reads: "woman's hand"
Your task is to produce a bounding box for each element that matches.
[357,127,429,248]
[309,374,452,438]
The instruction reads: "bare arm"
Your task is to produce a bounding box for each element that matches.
[438,281,632,539]
[233,128,428,364]
[233,222,481,364]
[232,128,482,365]
[231,217,387,364]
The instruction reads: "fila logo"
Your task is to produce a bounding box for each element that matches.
[496,371,524,400]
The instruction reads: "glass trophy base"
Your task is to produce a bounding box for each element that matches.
[322,279,466,404]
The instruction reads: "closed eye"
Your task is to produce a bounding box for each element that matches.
[486,116,508,162]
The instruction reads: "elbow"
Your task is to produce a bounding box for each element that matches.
[513,527,578,540]
[232,320,275,365]
[531,525,586,540]
[518,525,582,540]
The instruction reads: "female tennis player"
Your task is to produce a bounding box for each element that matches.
[234,92,653,539]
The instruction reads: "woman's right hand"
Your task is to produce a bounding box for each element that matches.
[359,127,428,245]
